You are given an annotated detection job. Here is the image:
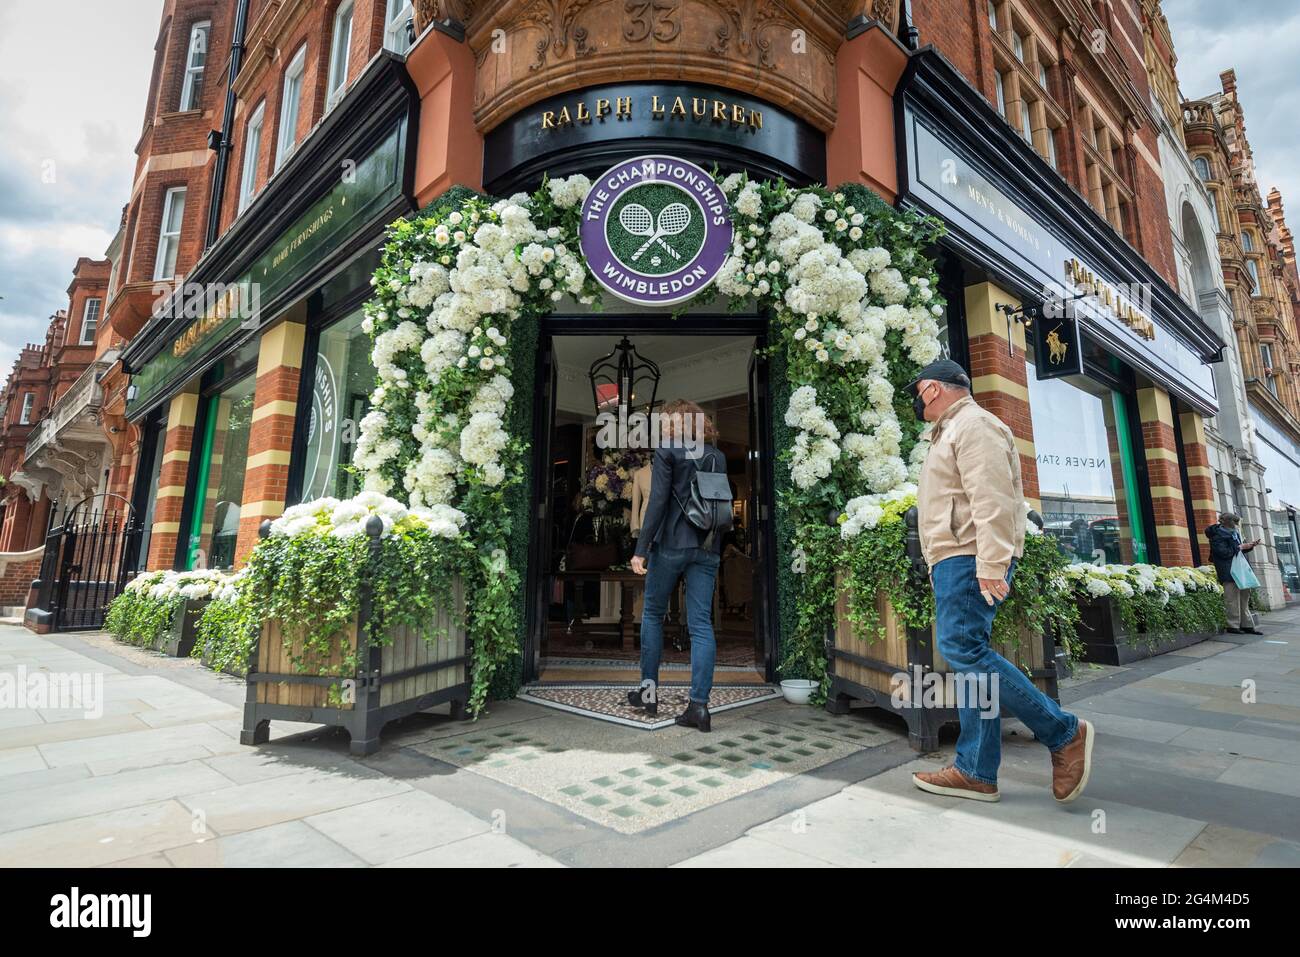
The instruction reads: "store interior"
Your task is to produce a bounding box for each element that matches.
[539,334,763,681]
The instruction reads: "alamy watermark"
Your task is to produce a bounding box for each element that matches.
[890,667,1000,719]
[0,666,103,719]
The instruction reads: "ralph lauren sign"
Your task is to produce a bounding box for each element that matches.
[483,81,826,195]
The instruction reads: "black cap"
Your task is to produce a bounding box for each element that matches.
[905,359,971,395]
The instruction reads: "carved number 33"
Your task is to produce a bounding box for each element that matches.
[625,0,681,42]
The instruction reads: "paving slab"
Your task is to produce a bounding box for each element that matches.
[165,819,367,867]
[303,790,491,865]
[379,832,563,867]
[0,799,204,867]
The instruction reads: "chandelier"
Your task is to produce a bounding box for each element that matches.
[588,337,660,415]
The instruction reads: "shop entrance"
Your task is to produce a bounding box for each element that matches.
[523,316,778,687]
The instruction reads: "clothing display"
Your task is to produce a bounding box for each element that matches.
[629,463,652,536]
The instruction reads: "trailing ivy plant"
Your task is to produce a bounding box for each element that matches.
[105,569,231,649]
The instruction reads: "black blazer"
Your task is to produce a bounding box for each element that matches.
[633,444,726,558]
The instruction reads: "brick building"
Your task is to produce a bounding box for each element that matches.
[1138,1,1277,600]
[23,1,1297,658]
[1179,69,1300,598]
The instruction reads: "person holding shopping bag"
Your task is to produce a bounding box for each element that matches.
[1206,513,1263,635]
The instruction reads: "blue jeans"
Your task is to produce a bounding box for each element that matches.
[931,555,1078,786]
[639,546,720,704]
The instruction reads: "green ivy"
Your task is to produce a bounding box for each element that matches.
[104,589,181,649]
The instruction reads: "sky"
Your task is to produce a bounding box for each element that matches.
[1162,0,1300,221]
[0,1,159,376]
[0,1,1297,380]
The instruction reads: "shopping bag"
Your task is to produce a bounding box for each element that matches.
[1230,552,1260,590]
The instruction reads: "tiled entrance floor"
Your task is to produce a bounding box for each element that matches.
[412,702,897,833]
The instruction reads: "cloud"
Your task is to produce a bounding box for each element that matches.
[0,0,159,376]
[1163,0,1300,221]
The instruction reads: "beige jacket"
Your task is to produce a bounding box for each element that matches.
[629,464,653,535]
[916,395,1025,579]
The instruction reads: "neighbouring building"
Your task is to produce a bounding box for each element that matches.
[1139,1,1278,602]
[1182,69,1300,602]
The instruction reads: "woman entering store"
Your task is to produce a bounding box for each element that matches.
[628,399,726,731]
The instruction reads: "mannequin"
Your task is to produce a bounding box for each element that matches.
[629,461,653,538]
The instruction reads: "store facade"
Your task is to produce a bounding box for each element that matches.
[892,47,1226,569]
[120,54,419,574]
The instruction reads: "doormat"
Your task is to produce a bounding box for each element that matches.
[518,684,782,729]
[537,658,767,686]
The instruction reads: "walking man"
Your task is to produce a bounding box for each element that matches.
[906,360,1095,804]
[1205,512,1262,635]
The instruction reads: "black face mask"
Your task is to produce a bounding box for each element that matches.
[912,388,929,422]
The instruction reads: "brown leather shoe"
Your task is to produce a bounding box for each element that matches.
[1051,720,1094,804]
[912,765,1000,802]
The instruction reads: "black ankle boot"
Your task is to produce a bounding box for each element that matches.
[675,701,711,732]
[627,689,657,717]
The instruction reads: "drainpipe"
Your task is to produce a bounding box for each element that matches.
[205,0,251,251]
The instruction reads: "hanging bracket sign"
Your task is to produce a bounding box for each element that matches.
[579,155,733,307]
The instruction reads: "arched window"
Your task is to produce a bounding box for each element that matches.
[1193,156,1211,181]
[1242,231,1254,252]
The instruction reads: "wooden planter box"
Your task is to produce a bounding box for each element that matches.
[198,630,249,679]
[1076,596,1219,665]
[825,578,1059,752]
[239,579,470,755]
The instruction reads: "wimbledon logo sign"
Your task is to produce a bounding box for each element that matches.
[579,155,733,307]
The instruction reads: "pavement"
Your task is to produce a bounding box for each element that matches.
[1,608,1298,867]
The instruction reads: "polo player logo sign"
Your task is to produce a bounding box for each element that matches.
[580,155,733,306]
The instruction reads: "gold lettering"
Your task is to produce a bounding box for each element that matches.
[651,95,665,117]
[713,101,728,121]
[556,106,572,127]
[671,96,686,118]
[732,103,745,124]
[692,97,708,119]
[749,109,763,130]
[595,98,611,119]
[542,110,556,129]
[615,96,632,118]
[576,101,590,123]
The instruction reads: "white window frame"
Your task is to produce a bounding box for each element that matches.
[1247,258,1261,290]
[179,20,211,111]
[1045,125,1058,168]
[19,393,35,425]
[1012,32,1025,62]
[239,101,265,212]
[80,298,101,345]
[994,71,1006,116]
[275,45,308,170]
[154,186,187,281]
[384,0,414,54]
[327,1,355,109]
[1019,99,1033,144]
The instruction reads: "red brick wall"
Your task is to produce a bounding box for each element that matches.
[0,550,42,608]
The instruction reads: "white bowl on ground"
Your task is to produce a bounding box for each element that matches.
[779,679,818,705]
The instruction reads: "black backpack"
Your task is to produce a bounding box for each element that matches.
[674,449,733,549]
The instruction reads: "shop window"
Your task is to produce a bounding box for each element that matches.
[134,417,167,568]
[188,375,256,570]
[179,21,210,111]
[384,0,414,54]
[327,1,355,109]
[1272,511,1300,592]
[153,186,186,281]
[1026,367,1148,565]
[80,298,101,345]
[275,45,307,170]
[299,310,377,501]
[19,392,35,425]
[238,101,265,213]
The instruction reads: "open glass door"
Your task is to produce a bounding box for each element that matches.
[748,339,776,679]
[524,334,558,682]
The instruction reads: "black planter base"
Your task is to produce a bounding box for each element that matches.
[1079,630,1219,666]
[827,677,954,752]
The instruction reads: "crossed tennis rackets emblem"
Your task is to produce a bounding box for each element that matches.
[618,200,692,262]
